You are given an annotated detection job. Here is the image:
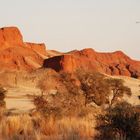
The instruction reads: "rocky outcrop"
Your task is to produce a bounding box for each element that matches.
[0,27,23,50]
[25,43,47,55]
[43,55,77,73]
[1,26,140,78]
[43,48,140,78]
[0,26,48,71]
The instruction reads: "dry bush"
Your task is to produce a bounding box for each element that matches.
[60,72,80,96]
[37,69,60,96]
[0,85,6,120]
[34,96,48,110]
[34,72,92,118]
[0,86,6,101]
[33,93,90,119]
[95,102,140,140]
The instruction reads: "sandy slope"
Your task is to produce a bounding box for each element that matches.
[111,76,140,105]
[5,86,41,113]
[4,75,140,113]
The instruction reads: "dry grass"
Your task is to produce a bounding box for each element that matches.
[0,114,35,140]
[0,113,96,140]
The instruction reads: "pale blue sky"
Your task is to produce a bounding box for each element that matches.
[0,0,140,59]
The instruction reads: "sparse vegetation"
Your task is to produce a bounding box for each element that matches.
[0,71,137,140]
[0,85,6,116]
[0,113,95,140]
[0,86,6,101]
[78,72,110,106]
[106,78,132,107]
[95,102,140,140]
[77,71,132,108]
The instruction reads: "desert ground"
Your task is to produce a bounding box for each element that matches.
[4,75,140,114]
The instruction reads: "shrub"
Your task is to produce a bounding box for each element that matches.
[34,72,90,118]
[60,72,80,96]
[0,86,6,101]
[33,96,48,111]
[95,102,140,140]
[0,86,6,109]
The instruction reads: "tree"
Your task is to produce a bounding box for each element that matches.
[106,79,132,107]
[78,71,132,107]
[95,102,140,140]
[79,72,110,106]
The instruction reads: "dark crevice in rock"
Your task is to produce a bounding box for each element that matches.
[109,66,114,75]
[115,64,121,75]
[125,64,138,78]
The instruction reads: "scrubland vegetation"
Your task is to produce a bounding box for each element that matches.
[0,113,95,140]
[95,102,140,140]
[0,70,139,140]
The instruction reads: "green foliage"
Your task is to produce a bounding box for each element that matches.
[95,102,140,140]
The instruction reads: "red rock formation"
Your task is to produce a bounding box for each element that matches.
[0,27,23,50]
[0,27,23,45]
[43,48,140,78]
[25,42,47,55]
[1,26,140,79]
[43,55,77,73]
[0,46,43,71]
[0,26,47,71]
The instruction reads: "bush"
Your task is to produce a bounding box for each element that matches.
[95,102,140,140]
[33,96,48,110]
[0,86,6,101]
[0,86,6,109]
[34,72,91,118]
[60,72,80,96]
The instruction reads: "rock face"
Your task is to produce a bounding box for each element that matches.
[0,27,23,49]
[43,48,140,78]
[25,43,47,55]
[0,26,48,71]
[1,26,140,78]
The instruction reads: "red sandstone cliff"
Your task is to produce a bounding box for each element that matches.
[25,43,47,56]
[0,26,48,71]
[0,27,23,50]
[1,26,140,78]
[43,48,140,78]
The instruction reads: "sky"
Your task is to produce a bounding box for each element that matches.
[0,0,140,59]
